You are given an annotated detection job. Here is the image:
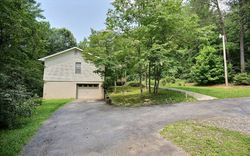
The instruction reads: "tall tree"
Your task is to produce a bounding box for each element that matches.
[189,0,215,26]
[47,28,77,55]
[227,0,250,72]
[239,0,245,72]
[0,0,48,128]
[106,0,199,94]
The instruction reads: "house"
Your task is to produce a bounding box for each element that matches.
[39,47,104,100]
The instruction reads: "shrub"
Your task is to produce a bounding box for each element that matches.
[161,79,167,86]
[0,74,39,129]
[161,76,176,86]
[233,73,250,85]
[175,79,186,86]
[191,46,227,85]
[126,81,145,87]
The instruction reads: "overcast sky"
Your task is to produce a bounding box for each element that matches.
[36,0,228,43]
[37,0,112,42]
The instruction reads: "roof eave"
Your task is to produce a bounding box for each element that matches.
[38,47,83,62]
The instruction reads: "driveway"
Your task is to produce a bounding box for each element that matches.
[22,98,250,156]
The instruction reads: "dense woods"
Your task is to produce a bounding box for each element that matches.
[80,0,250,91]
[0,0,76,128]
[1,0,250,128]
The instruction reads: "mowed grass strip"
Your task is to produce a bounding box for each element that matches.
[109,86,194,107]
[0,99,72,156]
[160,121,250,156]
[174,86,250,99]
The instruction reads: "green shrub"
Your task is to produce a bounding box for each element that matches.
[161,76,176,86]
[0,86,39,129]
[233,73,250,85]
[126,81,145,87]
[191,46,227,85]
[0,74,39,129]
[175,79,186,86]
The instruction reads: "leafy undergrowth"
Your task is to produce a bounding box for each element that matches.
[160,121,250,156]
[109,86,194,107]
[173,86,250,99]
[0,99,72,156]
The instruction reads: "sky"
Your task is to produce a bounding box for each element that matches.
[37,0,112,42]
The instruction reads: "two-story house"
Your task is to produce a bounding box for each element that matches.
[39,47,104,100]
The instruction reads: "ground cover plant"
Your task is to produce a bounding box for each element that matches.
[109,86,194,107]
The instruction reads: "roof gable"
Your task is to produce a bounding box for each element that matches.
[39,47,83,61]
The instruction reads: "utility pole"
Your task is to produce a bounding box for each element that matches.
[220,34,229,86]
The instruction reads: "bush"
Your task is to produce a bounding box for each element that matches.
[161,76,176,86]
[233,73,250,85]
[0,85,39,128]
[191,46,227,85]
[126,81,145,87]
[0,74,39,129]
[175,79,186,86]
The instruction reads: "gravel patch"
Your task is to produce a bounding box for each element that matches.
[198,116,250,135]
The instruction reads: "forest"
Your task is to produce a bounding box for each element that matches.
[0,0,250,128]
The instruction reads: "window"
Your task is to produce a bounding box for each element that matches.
[77,84,99,88]
[75,62,81,74]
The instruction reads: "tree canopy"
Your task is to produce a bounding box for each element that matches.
[1,0,250,128]
[0,0,77,128]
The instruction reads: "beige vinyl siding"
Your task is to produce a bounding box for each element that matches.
[43,82,76,99]
[41,48,104,100]
[43,49,103,82]
[43,81,104,99]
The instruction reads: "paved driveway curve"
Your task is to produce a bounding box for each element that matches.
[22,98,250,156]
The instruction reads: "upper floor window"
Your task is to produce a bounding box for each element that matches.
[75,62,81,74]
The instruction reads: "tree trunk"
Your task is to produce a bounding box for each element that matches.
[114,74,117,93]
[240,24,245,72]
[104,66,107,99]
[148,62,151,93]
[154,66,157,94]
[155,66,161,95]
[139,69,143,94]
[240,0,245,72]
[137,46,143,94]
[145,66,148,89]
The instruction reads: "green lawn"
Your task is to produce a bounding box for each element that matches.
[160,121,250,156]
[109,86,194,107]
[0,99,72,156]
[172,86,250,99]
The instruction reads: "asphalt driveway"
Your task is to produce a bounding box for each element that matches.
[22,98,250,156]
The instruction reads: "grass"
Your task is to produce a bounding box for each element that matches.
[109,86,194,107]
[172,85,250,99]
[160,121,250,156]
[0,99,72,156]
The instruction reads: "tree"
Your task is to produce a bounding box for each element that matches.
[106,0,200,94]
[47,28,77,55]
[0,0,46,128]
[80,30,118,92]
[191,46,225,85]
[226,0,250,73]
[80,0,250,92]
[239,0,245,72]
[188,0,215,26]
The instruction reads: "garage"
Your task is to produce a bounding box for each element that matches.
[77,84,104,100]
[39,47,104,99]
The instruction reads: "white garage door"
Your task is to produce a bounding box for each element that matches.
[77,84,103,100]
